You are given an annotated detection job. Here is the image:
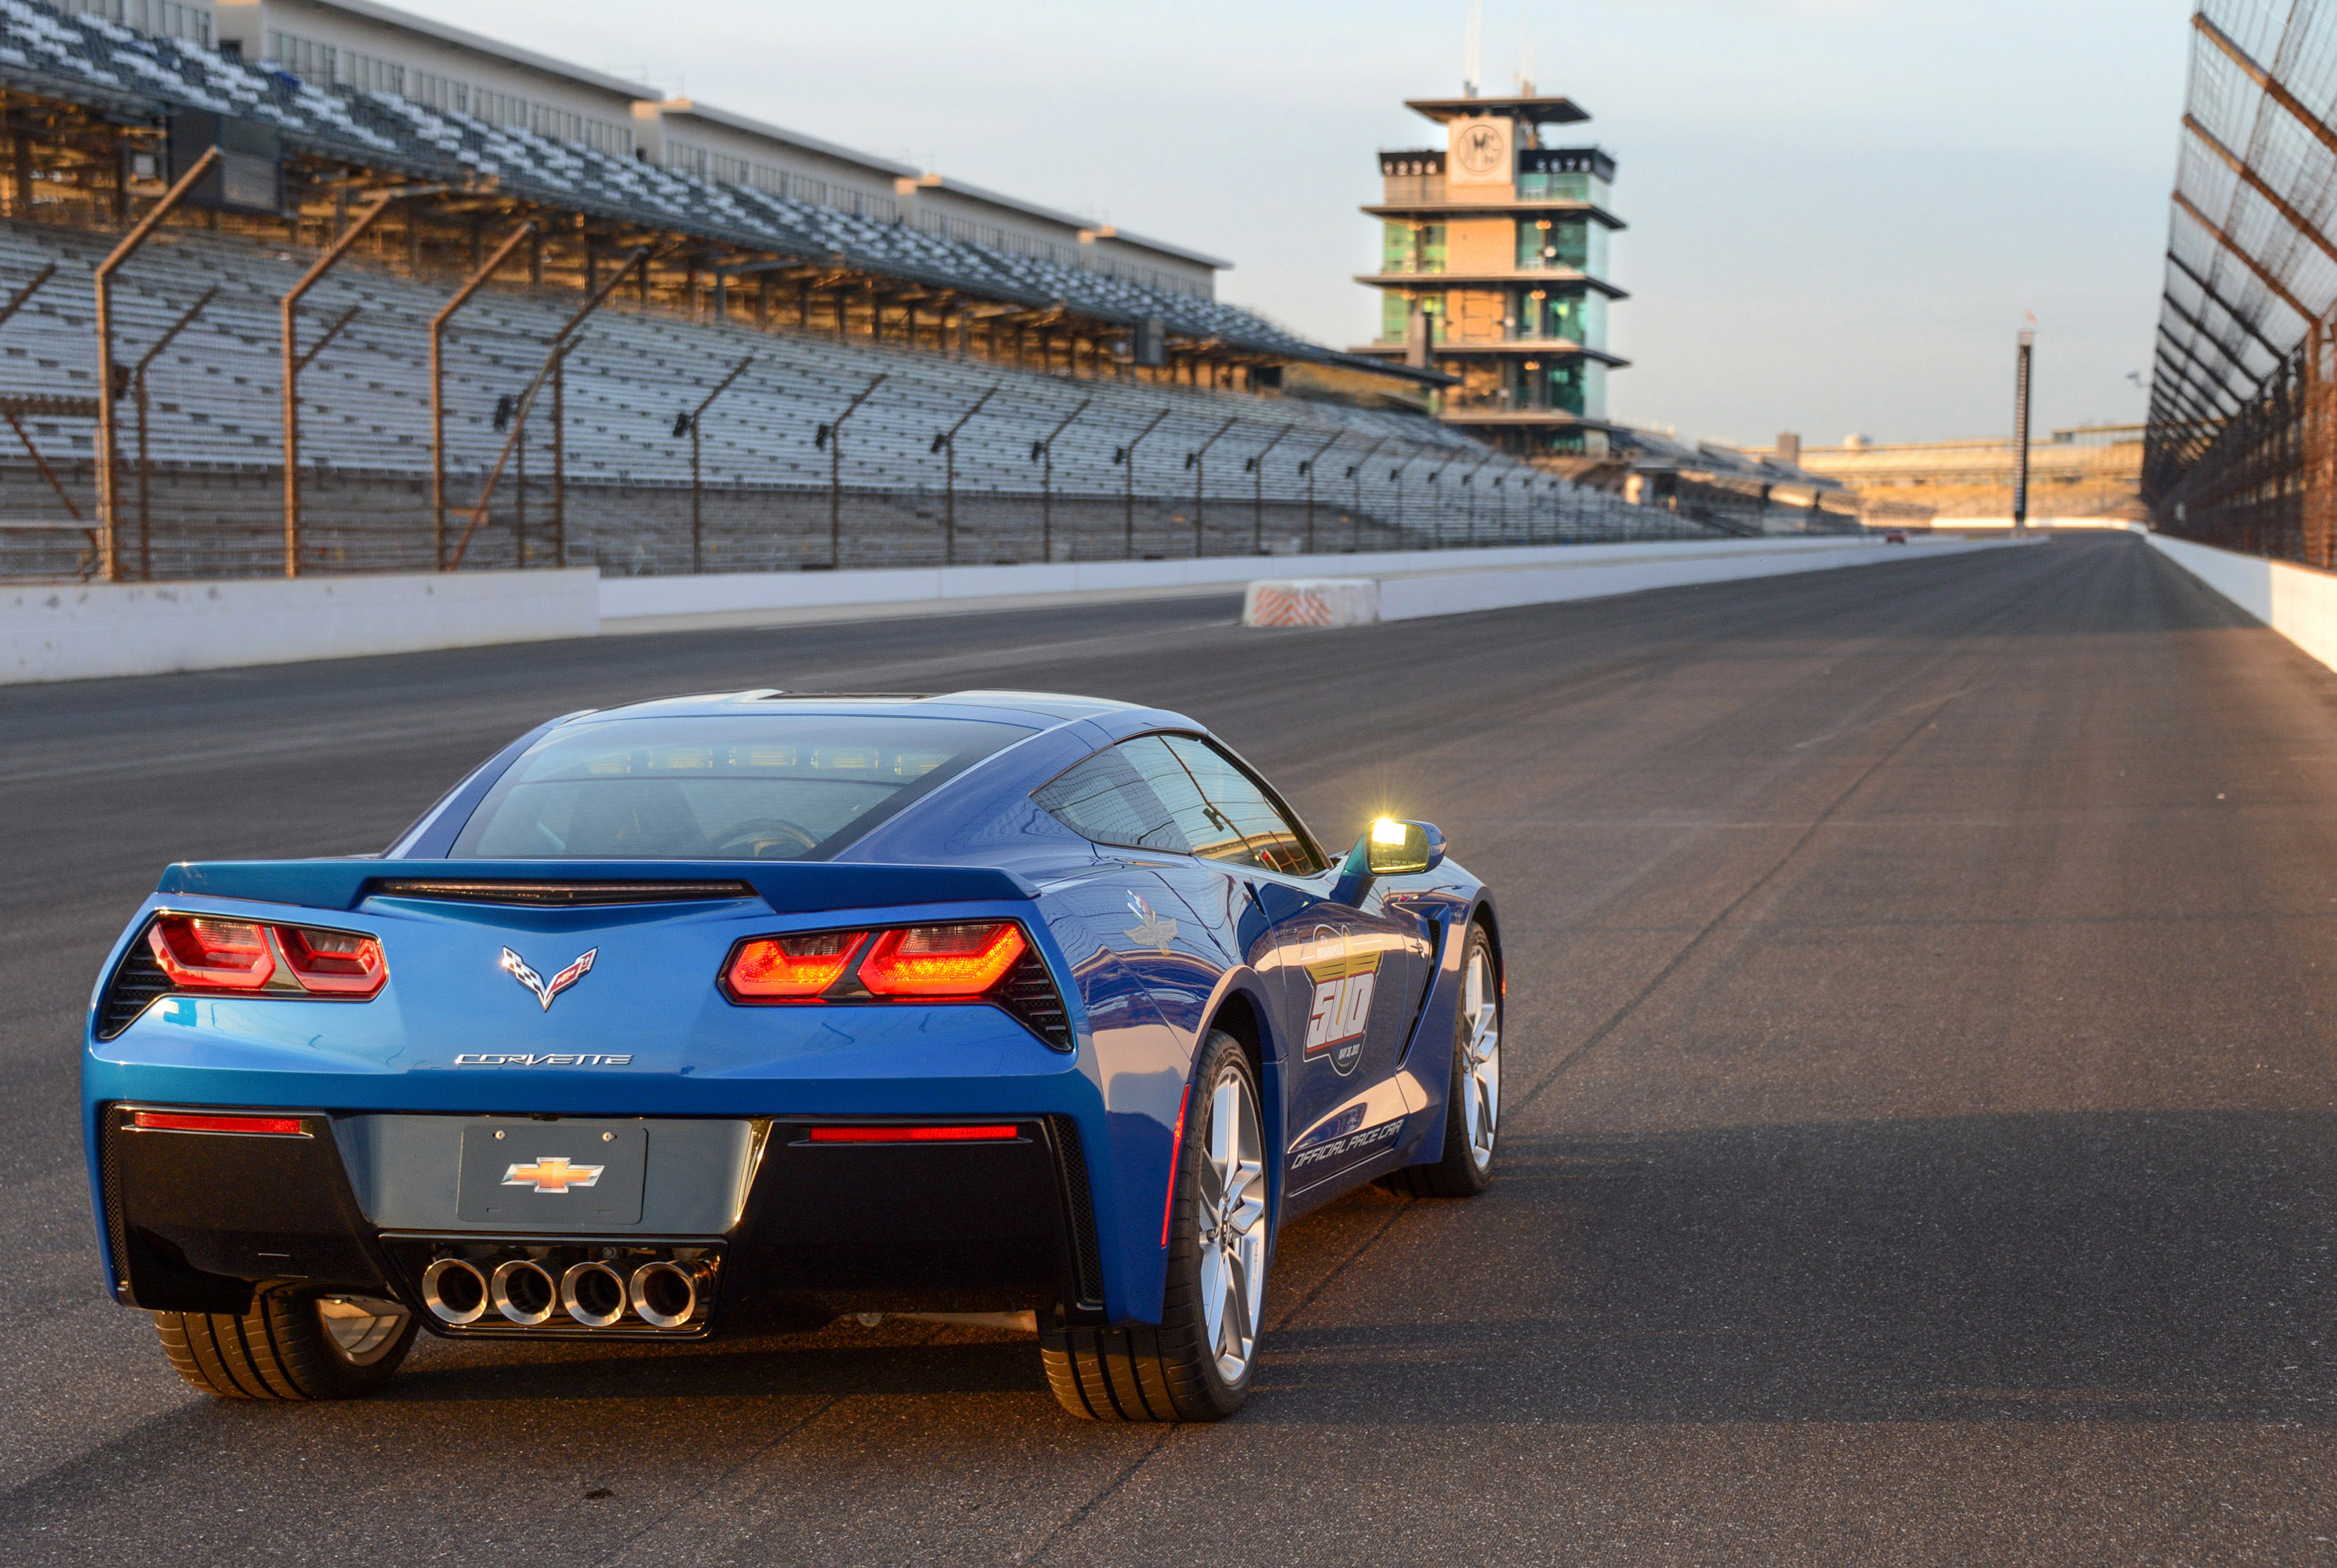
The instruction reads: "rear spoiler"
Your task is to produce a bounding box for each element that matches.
[154,859,1039,914]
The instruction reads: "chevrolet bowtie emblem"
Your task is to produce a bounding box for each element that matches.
[501,1156,605,1194]
[500,946,596,1011]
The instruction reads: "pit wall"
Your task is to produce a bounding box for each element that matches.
[1,570,600,684]
[2,536,2001,685]
[2146,532,2337,674]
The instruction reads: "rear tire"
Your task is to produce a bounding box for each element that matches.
[1043,1029,1266,1422]
[1384,924,1501,1199]
[154,1288,416,1400]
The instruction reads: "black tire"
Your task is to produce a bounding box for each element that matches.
[154,1289,416,1400]
[1384,924,1501,1199]
[1043,1029,1266,1422]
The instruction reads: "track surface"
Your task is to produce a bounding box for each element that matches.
[5,533,2335,1563]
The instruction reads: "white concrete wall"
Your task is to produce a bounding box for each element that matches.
[2146,532,2337,674]
[597,538,1906,624]
[1374,536,2005,622]
[0,569,600,685]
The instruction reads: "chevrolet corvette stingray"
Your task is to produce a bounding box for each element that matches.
[83,690,1502,1421]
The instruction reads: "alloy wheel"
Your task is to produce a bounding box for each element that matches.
[1195,1065,1267,1382]
[1461,945,1501,1171]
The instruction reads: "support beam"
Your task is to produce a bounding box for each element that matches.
[2166,248,2290,362]
[2171,190,2314,323]
[2183,114,2337,274]
[2194,13,2337,167]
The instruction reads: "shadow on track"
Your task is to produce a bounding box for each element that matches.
[1254,1109,2337,1426]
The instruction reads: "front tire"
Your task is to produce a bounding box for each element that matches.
[154,1289,416,1400]
[1043,1029,1267,1421]
[1386,924,1501,1199]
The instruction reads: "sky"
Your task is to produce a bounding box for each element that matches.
[398,0,2197,449]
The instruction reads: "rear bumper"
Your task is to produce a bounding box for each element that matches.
[93,1105,1106,1334]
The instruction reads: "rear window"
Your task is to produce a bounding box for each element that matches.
[450,715,1032,861]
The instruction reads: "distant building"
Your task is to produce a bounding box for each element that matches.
[1765,425,2146,522]
[1352,89,1628,455]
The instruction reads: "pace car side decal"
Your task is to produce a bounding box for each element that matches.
[1289,1116,1405,1173]
[1303,948,1381,1076]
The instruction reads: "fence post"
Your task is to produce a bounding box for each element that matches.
[820,373,886,568]
[1187,416,1237,557]
[130,285,215,579]
[1036,397,1090,563]
[933,384,998,566]
[679,351,756,573]
[1247,424,1293,553]
[431,221,535,570]
[93,147,216,582]
[1116,408,1170,559]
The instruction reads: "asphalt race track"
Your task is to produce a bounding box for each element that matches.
[7,531,2337,1563]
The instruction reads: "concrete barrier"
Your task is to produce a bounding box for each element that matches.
[1242,579,1378,628]
[1241,535,2017,629]
[0,568,600,685]
[2146,532,2337,674]
[595,537,1899,630]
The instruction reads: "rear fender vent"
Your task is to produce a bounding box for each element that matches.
[96,924,170,1041]
[368,880,757,907]
[1045,1114,1105,1308]
[995,949,1073,1051]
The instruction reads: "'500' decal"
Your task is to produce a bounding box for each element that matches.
[1304,949,1381,1076]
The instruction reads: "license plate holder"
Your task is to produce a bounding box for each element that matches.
[457,1120,648,1227]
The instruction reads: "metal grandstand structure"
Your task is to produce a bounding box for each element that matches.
[2147,2,2337,561]
[0,0,1723,582]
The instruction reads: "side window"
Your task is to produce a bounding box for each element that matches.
[1159,735,1326,877]
[1034,735,1210,856]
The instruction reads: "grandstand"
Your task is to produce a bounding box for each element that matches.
[0,0,1720,580]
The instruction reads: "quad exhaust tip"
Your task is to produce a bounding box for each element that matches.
[491,1258,557,1325]
[420,1258,488,1325]
[561,1261,627,1328]
[629,1260,704,1329]
[419,1251,712,1330]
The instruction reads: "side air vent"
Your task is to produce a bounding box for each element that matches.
[96,927,171,1040]
[996,949,1073,1051]
[368,880,756,906]
[1045,1115,1105,1308]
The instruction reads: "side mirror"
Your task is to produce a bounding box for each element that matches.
[1331,818,1446,905]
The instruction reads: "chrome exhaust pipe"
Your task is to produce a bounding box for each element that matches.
[420,1258,488,1325]
[629,1259,707,1329]
[561,1261,628,1328]
[490,1258,557,1326]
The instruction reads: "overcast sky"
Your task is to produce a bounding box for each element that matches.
[400,0,2195,449]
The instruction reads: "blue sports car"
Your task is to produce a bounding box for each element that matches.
[82,690,1503,1421]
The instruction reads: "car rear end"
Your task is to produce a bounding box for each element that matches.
[85,860,1121,1344]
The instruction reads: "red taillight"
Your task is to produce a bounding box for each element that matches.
[144,916,386,999]
[805,1124,1021,1144]
[130,1110,307,1136]
[727,931,869,1000]
[276,926,387,997]
[856,922,1027,997]
[149,916,274,991]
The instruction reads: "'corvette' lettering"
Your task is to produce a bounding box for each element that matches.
[452,1053,633,1067]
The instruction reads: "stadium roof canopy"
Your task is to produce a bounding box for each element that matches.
[0,0,1427,384]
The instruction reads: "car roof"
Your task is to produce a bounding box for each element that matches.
[556,689,1156,726]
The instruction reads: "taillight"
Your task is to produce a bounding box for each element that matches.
[805,1124,1020,1144]
[858,922,1028,997]
[142,915,386,999]
[726,931,868,1000]
[149,916,273,991]
[277,927,388,997]
[130,1110,307,1136]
